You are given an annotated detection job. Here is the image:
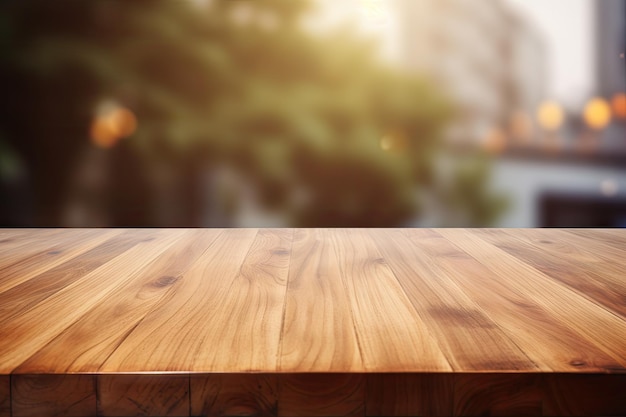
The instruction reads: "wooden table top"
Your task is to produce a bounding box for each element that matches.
[0,228,624,375]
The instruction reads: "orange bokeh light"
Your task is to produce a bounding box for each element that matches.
[509,111,533,143]
[90,106,137,148]
[611,93,626,119]
[380,129,408,152]
[111,108,138,138]
[583,98,612,130]
[483,127,507,154]
[537,101,564,132]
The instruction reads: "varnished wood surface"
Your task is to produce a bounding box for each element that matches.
[1,228,625,416]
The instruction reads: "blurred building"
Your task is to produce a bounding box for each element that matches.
[595,0,626,98]
[594,0,626,152]
[389,0,546,146]
[491,0,626,227]
[367,0,626,227]
[313,0,547,145]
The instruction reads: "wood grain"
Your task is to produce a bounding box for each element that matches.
[98,374,189,417]
[374,229,534,371]
[366,374,453,417]
[542,374,626,416]
[0,376,9,417]
[279,374,365,417]
[12,374,96,417]
[0,228,625,416]
[400,229,624,372]
[184,228,292,372]
[0,229,160,328]
[279,229,362,372]
[329,229,451,372]
[437,229,626,369]
[0,229,186,374]
[475,229,626,317]
[453,374,542,417]
[99,228,259,372]
[15,229,221,374]
[0,229,121,295]
[191,374,278,417]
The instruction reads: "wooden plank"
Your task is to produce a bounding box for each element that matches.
[371,229,534,371]
[187,229,293,372]
[0,376,9,417]
[99,228,259,372]
[365,374,453,417]
[437,229,626,369]
[98,374,189,417]
[15,229,221,374]
[0,229,186,374]
[402,229,624,372]
[279,229,363,372]
[191,374,277,417]
[453,374,542,416]
[328,229,452,372]
[0,229,60,253]
[0,229,121,295]
[565,229,626,259]
[542,374,626,416]
[12,374,96,417]
[568,228,626,248]
[0,229,64,259]
[0,229,161,327]
[279,374,365,417]
[474,229,626,318]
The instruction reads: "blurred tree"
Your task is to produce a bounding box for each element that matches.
[1,0,504,227]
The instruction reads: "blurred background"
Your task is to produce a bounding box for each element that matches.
[0,0,624,228]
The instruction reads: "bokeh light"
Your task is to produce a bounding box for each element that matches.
[583,98,612,130]
[90,106,137,149]
[509,111,533,143]
[111,108,138,138]
[380,130,409,152]
[483,127,507,154]
[611,93,626,120]
[600,179,619,197]
[537,101,564,132]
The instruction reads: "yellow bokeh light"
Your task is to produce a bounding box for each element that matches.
[537,101,564,131]
[611,93,626,119]
[380,130,408,152]
[583,98,612,130]
[90,106,137,149]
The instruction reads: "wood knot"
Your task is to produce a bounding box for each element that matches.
[570,360,586,367]
[152,275,178,288]
[47,250,62,255]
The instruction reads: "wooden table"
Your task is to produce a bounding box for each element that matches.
[0,228,624,416]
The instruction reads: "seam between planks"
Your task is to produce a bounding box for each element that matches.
[368,229,453,372]
[96,229,225,374]
[276,229,296,373]
[328,229,368,375]
[484,229,626,323]
[400,229,542,372]
[439,229,626,369]
[466,229,626,324]
[382,263,456,371]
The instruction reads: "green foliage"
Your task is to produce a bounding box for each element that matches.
[3,0,505,226]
